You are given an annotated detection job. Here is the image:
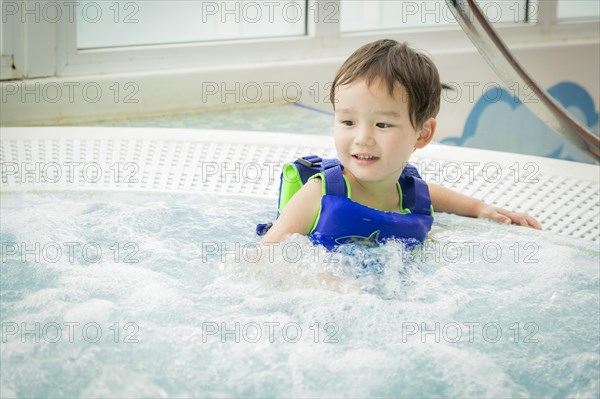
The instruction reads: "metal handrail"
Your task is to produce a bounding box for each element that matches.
[445,0,600,160]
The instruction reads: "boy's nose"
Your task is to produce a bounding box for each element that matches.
[354,126,375,146]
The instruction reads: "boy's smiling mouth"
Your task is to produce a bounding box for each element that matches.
[352,153,380,164]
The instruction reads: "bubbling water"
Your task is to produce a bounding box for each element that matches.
[1,191,598,398]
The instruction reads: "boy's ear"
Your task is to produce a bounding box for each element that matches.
[415,118,436,149]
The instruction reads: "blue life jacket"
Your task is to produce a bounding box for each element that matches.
[256,155,433,250]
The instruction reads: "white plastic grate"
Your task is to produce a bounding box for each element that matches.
[1,127,598,242]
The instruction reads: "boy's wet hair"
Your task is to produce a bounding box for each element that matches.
[330,39,442,129]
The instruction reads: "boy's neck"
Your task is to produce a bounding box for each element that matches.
[344,171,401,213]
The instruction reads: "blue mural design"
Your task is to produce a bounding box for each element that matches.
[441,81,599,164]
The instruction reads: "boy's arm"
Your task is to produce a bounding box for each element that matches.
[258,178,360,292]
[259,177,323,245]
[428,182,542,230]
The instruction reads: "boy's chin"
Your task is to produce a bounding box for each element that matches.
[346,169,386,183]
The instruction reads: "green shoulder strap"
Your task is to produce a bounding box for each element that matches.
[278,163,304,214]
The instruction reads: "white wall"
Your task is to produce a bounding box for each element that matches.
[2,38,598,144]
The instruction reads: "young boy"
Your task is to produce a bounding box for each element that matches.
[260,39,541,248]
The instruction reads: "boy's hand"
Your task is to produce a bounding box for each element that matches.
[428,183,542,230]
[476,203,542,230]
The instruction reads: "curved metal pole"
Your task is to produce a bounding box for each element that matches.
[446,0,600,160]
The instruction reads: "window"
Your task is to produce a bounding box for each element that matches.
[557,0,600,20]
[76,1,306,49]
[340,0,530,32]
[0,0,598,79]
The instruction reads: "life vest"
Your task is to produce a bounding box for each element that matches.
[256,155,433,250]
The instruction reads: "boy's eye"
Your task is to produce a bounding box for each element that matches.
[376,122,391,128]
[341,120,354,126]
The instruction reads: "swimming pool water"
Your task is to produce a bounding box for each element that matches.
[1,191,598,398]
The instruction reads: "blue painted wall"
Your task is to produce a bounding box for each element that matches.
[441,82,599,164]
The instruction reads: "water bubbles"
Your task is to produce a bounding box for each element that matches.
[1,191,598,397]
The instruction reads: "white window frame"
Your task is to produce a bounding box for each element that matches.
[1,0,20,79]
[4,0,598,79]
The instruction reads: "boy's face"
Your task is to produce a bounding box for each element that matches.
[333,78,430,185]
